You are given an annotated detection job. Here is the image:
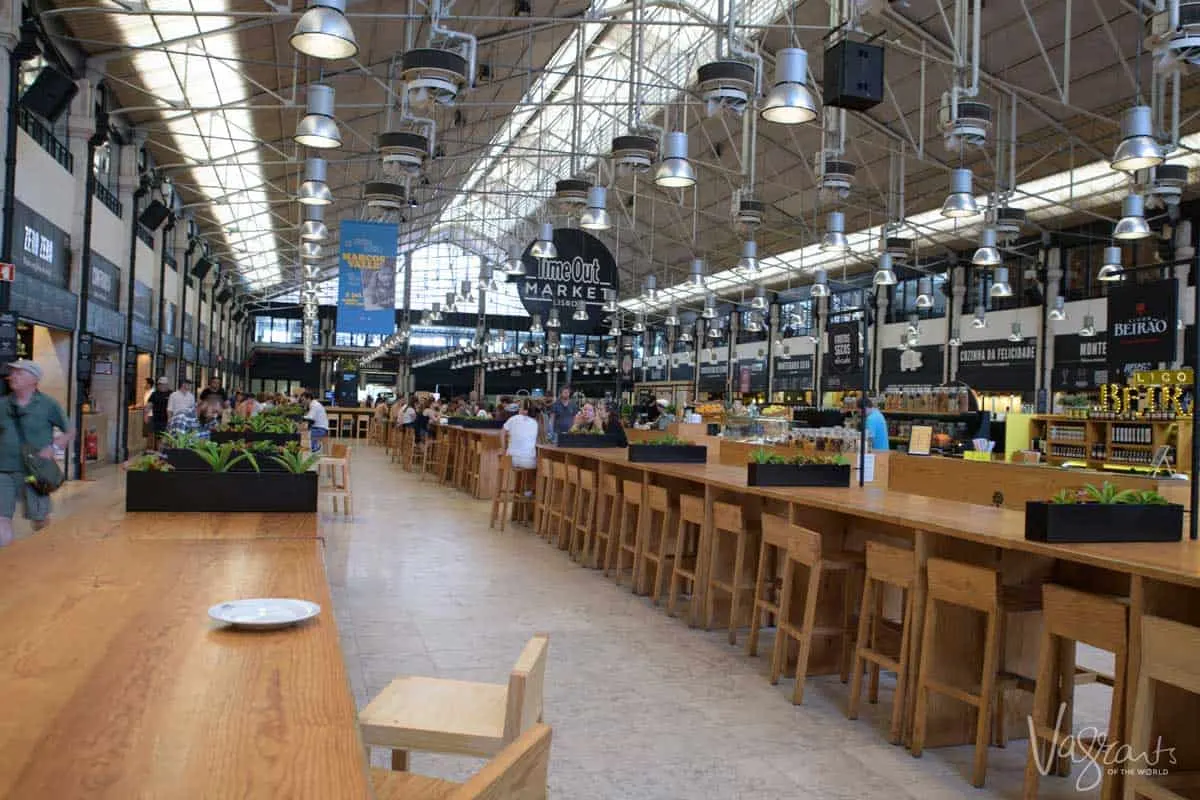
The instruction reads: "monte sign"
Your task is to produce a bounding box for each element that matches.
[516,228,618,334]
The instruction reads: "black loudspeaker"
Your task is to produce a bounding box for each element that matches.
[192,256,214,280]
[20,66,78,122]
[823,40,884,111]
[139,199,170,230]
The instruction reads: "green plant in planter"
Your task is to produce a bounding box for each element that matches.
[128,453,173,472]
[161,430,203,450]
[1083,482,1137,505]
[1048,483,1170,505]
[190,441,258,472]
[567,425,604,435]
[243,439,282,457]
[270,442,322,473]
[216,414,251,433]
[1126,489,1170,505]
[750,448,783,464]
[247,414,295,434]
[645,435,688,446]
[1049,488,1081,505]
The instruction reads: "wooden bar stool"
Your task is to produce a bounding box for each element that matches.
[610,479,644,587]
[569,468,597,562]
[555,465,580,550]
[591,474,621,571]
[1125,615,1200,800]
[667,493,706,625]
[911,558,1040,788]
[319,443,353,516]
[1022,585,1127,800]
[462,436,481,496]
[489,455,534,532]
[767,519,863,704]
[636,485,677,604]
[540,462,567,542]
[746,512,793,659]
[847,542,917,745]
[704,501,758,646]
[423,432,447,483]
[532,460,553,536]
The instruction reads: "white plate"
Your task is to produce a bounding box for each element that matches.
[208,598,321,630]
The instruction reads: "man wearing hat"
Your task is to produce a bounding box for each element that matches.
[0,360,73,546]
[144,376,172,452]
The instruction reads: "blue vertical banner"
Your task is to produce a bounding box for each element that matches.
[338,219,398,335]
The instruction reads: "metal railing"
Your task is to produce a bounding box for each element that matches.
[136,225,154,248]
[18,107,73,173]
[94,180,123,218]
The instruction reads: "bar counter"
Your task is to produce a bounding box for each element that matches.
[0,505,370,798]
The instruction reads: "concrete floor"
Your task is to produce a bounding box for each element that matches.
[323,444,1113,799]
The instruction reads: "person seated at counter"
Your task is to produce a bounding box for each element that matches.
[862,396,889,451]
[599,401,628,447]
[571,403,598,431]
[165,397,222,440]
[501,399,539,470]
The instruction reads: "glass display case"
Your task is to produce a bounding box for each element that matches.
[722,416,794,445]
[722,415,863,453]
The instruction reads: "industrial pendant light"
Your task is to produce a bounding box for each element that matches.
[430,302,442,322]
[546,307,561,328]
[608,318,621,337]
[810,268,830,298]
[655,131,696,188]
[665,304,680,326]
[580,186,611,230]
[707,320,722,339]
[530,223,557,258]
[300,241,322,260]
[738,240,759,273]
[940,168,979,218]
[751,284,767,310]
[1048,295,1068,321]
[678,326,693,343]
[971,227,1001,266]
[294,84,342,149]
[504,242,526,276]
[1111,105,1163,173]
[300,206,328,241]
[290,0,359,60]
[602,288,618,313]
[744,313,763,333]
[632,313,646,333]
[1113,194,1151,240]
[572,300,588,321]
[297,158,332,205]
[1008,322,1023,342]
[873,252,897,286]
[760,48,818,124]
[948,325,962,347]
[989,266,1013,298]
[690,258,706,286]
[644,275,658,302]
[1080,314,1097,337]
[971,304,987,328]
[915,276,933,309]
[701,291,717,319]
[481,264,499,292]
[820,211,849,252]
[1097,245,1125,281]
[529,313,543,334]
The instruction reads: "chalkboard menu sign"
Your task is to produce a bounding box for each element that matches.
[879,344,945,389]
[774,354,814,391]
[12,279,78,331]
[182,340,196,362]
[643,363,668,382]
[132,321,156,351]
[1052,334,1108,390]
[697,360,728,393]
[161,334,178,357]
[955,339,1037,391]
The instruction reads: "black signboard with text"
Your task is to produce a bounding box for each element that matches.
[824,322,863,391]
[955,339,1037,392]
[77,333,93,381]
[87,302,125,344]
[697,360,728,393]
[670,359,694,383]
[879,344,945,389]
[1107,278,1177,376]
[1052,333,1108,390]
[11,202,69,289]
[89,253,121,309]
[516,228,618,334]
[133,280,154,325]
[0,312,17,370]
[736,357,768,392]
[774,354,814,391]
[161,334,178,358]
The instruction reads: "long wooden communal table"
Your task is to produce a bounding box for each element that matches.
[433,424,503,499]
[539,445,1200,779]
[0,505,372,799]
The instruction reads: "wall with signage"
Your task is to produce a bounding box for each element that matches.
[1052,333,1108,390]
[1106,278,1177,381]
[774,353,814,391]
[955,338,1037,392]
[697,359,728,393]
[9,201,78,332]
[15,130,75,233]
[823,321,864,391]
[879,344,945,389]
[135,238,156,288]
[91,192,126,280]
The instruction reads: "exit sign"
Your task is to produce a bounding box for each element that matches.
[0,262,14,282]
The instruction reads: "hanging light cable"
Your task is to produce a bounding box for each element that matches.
[290,0,359,60]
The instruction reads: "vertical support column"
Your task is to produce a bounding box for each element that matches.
[949,265,966,383]
[1174,221,1194,369]
[874,290,889,394]
[0,10,33,317]
[766,303,778,395]
[725,312,738,398]
[1042,244,1063,399]
[814,296,828,399]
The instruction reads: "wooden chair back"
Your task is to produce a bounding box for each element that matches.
[646,485,669,513]
[712,500,744,534]
[503,634,551,742]
[600,473,618,497]
[328,442,351,461]
[679,494,705,524]
[926,557,998,612]
[760,512,793,550]
[621,480,643,506]
[1042,584,1127,654]
[864,542,916,590]
[551,462,567,481]
[1138,614,1200,694]
[577,468,595,493]
[782,526,822,568]
[452,724,553,800]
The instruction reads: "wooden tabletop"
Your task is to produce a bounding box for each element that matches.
[0,500,368,798]
[543,446,1200,589]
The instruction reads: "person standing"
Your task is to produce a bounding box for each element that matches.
[862,396,890,451]
[301,391,329,452]
[501,399,540,470]
[549,386,577,442]
[0,360,74,545]
[145,377,172,451]
[199,376,226,405]
[168,379,196,419]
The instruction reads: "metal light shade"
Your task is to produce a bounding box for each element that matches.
[291,0,358,60]
[751,284,767,310]
[632,314,646,333]
[678,328,693,343]
[707,322,721,339]
[701,291,717,319]
[1048,295,1068,321]
[572,301,588,321]
[1080,314,1097,337]
[1113,194,1151,240]
[530,222,557,258]
[738,240,759,272]
[608,321,620,337]
[601,288,618,313]
[872,252,897,286]
[989,266,1013,298]
[971,305,987,328]
[810,268,830,298]
[297,158,332,205]
[1111,105,1163,172]
[1097,245,1125,281]
[505,242,526,276]
[940,168,979,218]
[948,326,962,347]
[644,274,657,302]
[1008,322,1023,342]
[579,186,611,230]
[546,307,561,328]
[665,304,679,326]
[655,131,695,188]
[529,313,542,334]
[972,227,1001,266]
[300,241,322,260]
[690,257,706,286]
[820,210,849,252]
[300,208,328,242]
[915,277,933,309]
[760,48,817,124]
[294,84,341,149]
[744,314,762,333]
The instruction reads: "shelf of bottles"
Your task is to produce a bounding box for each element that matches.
[1110,424,1153,445]
[1108,447,1157,466]
[1047,424,1087,443]
[1048,443,1087,459]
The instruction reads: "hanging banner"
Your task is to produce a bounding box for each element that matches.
[338,219,398,336]
[1052,333,1108,390]
[1107,278,1177,376]
[955,339,1036,391]
[879,344,945,389]
[826,322,860,374]
[517,228,618,334]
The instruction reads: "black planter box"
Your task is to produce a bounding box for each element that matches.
[628,444,708,463]
[162,448,288,472]
[210,431,299,444]
[556,434,622,448]
[1024,502,1184,543]
[747,462,851,487]
[126,471,318,512]
[458,419,505,429]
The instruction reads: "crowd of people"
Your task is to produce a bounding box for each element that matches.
[141,375,310,449]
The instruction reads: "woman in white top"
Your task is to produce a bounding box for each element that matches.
[501,399,539,470]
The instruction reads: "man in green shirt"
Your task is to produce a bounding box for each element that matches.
[0,360,74,546]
